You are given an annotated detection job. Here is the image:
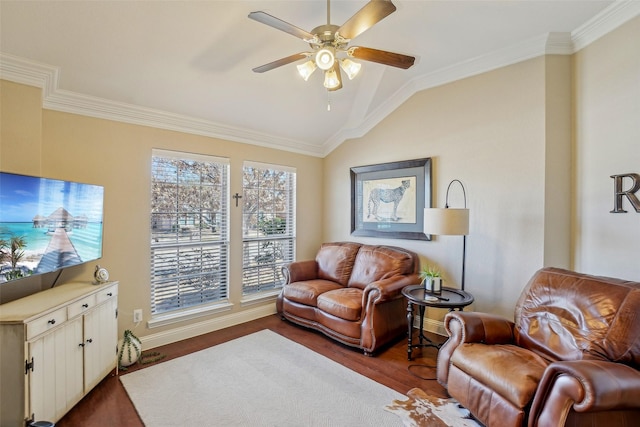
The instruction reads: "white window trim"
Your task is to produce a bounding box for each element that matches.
[147,301,234,329]
[241,161,296,296]
[150,149,230,319]
[240,289,281,307]
[153,148,229,166]
[244,160,296,173]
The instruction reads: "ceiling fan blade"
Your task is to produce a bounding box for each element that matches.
[349,46,415,69]
[248,11,316,42]
[337,1,397,40]
[252,53,310,73]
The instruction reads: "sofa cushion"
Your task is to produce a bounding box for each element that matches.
[348,245,415,289]
[283,279,343,307]
[451,343,549,409]
[316,242,361,287]
[317,288,363,321]
[514,268,640,368]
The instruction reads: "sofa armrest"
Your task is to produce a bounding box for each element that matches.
[282,260,318,284]
[363,274,420,304]
[437,312,515,387]
[529,360,640,426]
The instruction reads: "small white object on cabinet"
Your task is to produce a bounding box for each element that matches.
[0,281,118,426]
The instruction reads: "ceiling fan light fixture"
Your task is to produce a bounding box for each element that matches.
[297,60,317,81]
[323,69,340,89]
[340,58,361,80]
[249,0,415,100]
[315,48,335,71]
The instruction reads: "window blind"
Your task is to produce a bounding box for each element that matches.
[242,161,296,295]
[150,149,230,314]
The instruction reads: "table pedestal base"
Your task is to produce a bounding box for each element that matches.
[406,304,442,361]
[402,285,475,361]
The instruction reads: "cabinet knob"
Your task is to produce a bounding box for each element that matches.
[82,303,89,308]
[78,343,85,347]
[47,319,56,325]
[107,292,113,297]
[86,338,93,344]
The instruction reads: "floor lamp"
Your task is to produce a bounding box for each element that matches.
[423,179,470,290]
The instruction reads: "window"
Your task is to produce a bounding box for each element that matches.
[150,149,229,315]
[242,161,296,295]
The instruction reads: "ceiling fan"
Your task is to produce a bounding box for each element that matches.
[248,0,415,92]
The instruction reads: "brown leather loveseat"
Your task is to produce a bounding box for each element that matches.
[276,242,419,355]
[437,267,640,427]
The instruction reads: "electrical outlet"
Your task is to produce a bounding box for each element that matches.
[133,309,143,323]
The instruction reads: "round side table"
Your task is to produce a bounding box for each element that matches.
[402,285,474,361]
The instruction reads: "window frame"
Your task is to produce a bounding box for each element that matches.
[241,161,296,300]
[148,149,230,326]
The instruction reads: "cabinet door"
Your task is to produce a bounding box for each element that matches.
[28,317,83,423]
[83,296,118,391]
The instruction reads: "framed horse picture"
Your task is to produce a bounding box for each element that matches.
[351,158,432,240]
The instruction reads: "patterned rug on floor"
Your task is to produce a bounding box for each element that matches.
[120,329,406,426]
[385,387,485,427]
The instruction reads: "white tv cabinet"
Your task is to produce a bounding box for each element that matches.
[0,281,118,426]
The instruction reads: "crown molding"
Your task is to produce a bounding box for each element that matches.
[43,87,324,157]
[2,1,637,159]
[0,53,59,95]
[572,0,640,52]
[0,53,324,158]
[323,32,573,156]
[323,0,639,156]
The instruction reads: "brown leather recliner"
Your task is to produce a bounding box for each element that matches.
[276,242,419,355]
[437,267,640,427]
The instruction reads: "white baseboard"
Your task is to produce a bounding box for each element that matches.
[131,307,446,352]
[137,304,277,350]
[415,316,447,337]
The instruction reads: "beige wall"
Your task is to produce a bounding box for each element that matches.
[573,16,640,280]
[1,15,638,341]
[543,55,572,269]
[0,82,42,174]
[324,56,573,320]
[323,17,639,321]
[0,81,323,345]
[0,82,46,301]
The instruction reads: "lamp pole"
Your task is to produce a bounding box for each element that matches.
[445,179,468,291]
[424,179,470,291]
[461,234,467,291]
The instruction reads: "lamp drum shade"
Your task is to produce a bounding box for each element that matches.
[424,208,469,236]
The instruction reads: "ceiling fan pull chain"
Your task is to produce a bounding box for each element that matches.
[327,91,331,112]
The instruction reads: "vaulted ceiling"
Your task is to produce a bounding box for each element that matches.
[2,1,631,157]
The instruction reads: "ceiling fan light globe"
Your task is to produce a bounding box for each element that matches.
[340,59,361,80]
[323,69,340,89]
[315,48,335,71]
[297,61,317,81]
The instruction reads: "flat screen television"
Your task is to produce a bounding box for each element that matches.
[0,172,104,284]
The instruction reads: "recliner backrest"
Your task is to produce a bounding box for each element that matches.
[514,267,640,368]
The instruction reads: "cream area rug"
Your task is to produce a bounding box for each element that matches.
[120,329,405,426]
[385,388,484,427]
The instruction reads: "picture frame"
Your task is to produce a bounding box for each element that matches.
[351,158,432,240]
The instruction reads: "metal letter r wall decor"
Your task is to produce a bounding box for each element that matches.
[610,173,640,213]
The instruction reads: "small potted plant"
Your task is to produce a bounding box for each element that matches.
[118,329,142,369]
[419,266,443,295]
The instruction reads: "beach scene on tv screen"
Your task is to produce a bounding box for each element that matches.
[0,173,104,283]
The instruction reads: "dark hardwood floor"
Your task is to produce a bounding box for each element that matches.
[57,314,448,427]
